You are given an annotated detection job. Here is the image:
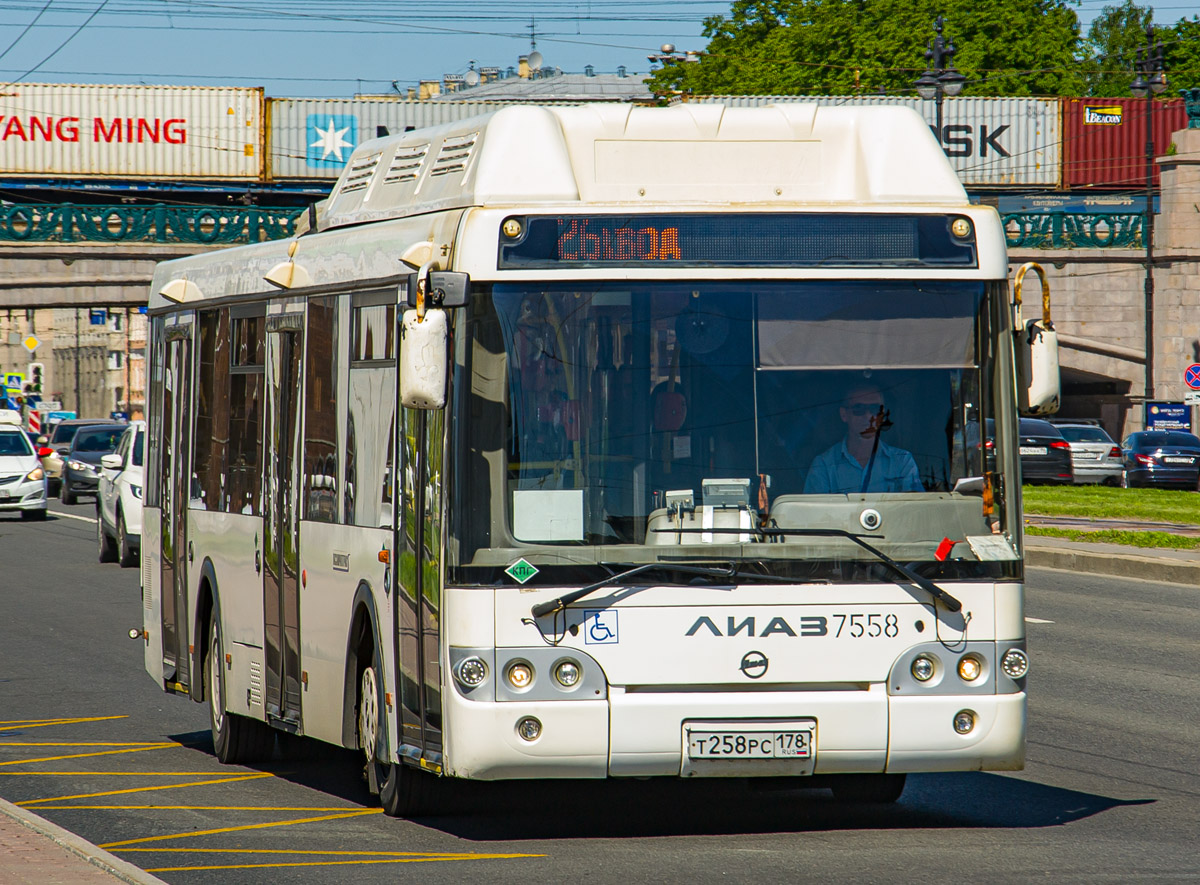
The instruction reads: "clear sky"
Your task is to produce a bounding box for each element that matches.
[0,1,730,98]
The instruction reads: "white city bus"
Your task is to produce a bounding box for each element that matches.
[142,103,1054,814]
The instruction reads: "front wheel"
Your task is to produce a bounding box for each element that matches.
[359,664,429,817]
[206,609,274,764]
[98,508,117,562]
[830,773,907,804]
[61,483,75,505]
[117,512,137,568]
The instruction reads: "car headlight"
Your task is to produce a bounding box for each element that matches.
[24,466,44,481]
[131,484,142,499]
[68,459,88,471]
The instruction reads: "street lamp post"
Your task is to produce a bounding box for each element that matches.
[914,16,967,147]
[1131,23,1167,404]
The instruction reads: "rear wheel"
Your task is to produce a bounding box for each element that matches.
[830,773,907,804]
[206,609,274,764]
[97,508,117,562]
[117,511,137,568]
[20,509,47,521]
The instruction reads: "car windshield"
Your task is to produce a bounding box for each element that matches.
[132,431,144,467]
[450,279,1019,583]
[50,424,80,445]
[0,430,33,456]
[73,427,124,453]
[1059,426,1112,443]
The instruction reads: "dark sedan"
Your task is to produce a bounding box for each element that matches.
[1017,417,1074,484]
[61,424,126,504]
[1120,431,1200,489]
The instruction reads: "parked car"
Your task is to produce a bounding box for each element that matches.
[1017,417,1074,484]
[1120,431,1200,489]
[1053,422,1123,485]
[45,418,122,496]
[97,420,143,567]
[0,410,47,520]
[61,424,125,504]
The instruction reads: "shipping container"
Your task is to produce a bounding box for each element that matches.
[688,95,1061,188]
[0,84,263,179]
[266,98,507,179]
[1061,97,1186,189]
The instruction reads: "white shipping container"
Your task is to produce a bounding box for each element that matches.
[0,83,263,179]
[688,95,1061,188]
[267,98,509,180]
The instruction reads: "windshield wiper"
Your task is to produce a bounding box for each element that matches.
[757,527,963,612]
[529,560,790,618]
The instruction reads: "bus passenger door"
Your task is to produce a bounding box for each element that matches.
[160,325,193,692]
[264,319,304,729]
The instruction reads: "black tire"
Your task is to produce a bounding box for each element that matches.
[830,773,907,804]
[61,482,75,505]
[97,508,117,563]
[117,512,137,568]
[206,609,275,765]
[358,663,430,817]
[20,509,47,521]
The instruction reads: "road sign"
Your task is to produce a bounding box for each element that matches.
[38,400,62,411]
[1185,391,1200,406]
[1186,364,1200,390]
[4,372,23,391]
[21,335,40,354]
[89,308,107,325]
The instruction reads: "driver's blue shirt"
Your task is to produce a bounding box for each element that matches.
[804,438,923,494]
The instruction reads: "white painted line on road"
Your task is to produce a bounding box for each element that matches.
[52,510,96,525]
[1025,617,1054,624]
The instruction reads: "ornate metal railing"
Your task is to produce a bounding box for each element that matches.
[1000,211,1144,249]
[0,203,305,244]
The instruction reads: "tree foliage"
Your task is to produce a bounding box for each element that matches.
[648,0,1200,98]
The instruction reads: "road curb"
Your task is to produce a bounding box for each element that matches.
[0,795,168,885]
[1026,545,1200,586]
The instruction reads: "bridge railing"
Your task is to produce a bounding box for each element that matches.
[0,203,305,244]
[999,211,1144,249]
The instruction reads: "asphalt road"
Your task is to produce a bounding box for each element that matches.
[1,499,1197,883]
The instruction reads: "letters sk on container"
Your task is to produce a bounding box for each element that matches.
[0,83,263,179]
[1063,97,1186,189]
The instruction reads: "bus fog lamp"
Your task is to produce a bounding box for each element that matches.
[454,657,487,688]
[957,655,983,682]
[911,655,936,682]
[953,709,977,734]
[1001,648,1029,679]
[554,660,580,687]
[506,662,534,690]
[516,716,542,741]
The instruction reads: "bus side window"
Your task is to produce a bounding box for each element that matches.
[194,308,230,511]
[304,296,339,523]
[229,312,265,516]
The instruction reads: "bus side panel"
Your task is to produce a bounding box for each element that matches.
[297,519,379,747]
[191,510,266,651]
[142,505,164,686]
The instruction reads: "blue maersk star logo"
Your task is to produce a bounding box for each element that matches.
[306,114,357,168]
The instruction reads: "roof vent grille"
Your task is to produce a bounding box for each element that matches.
[430,133,478,177]
[340,152,381,193]
[384,143,429,184]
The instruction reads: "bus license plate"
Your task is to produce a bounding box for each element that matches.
[688,729,812,760]
[1019,446,1046,455]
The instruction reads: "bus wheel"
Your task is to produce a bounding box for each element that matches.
[206,610,274,764]
[829,773,907,804]
[358,664,426,817]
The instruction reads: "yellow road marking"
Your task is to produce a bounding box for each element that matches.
[124,848,545,857]
[145,855,540,873]
[0,771,265,776]
[0,744,177,766]
[18,773,274,805]
[0,742,174,747]
[0,716,128,728]
[100,809,383,848]
[33,805,360,811]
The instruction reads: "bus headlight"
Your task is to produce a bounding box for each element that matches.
[957,655,983,682]
[454,657,488,688]
[1001,648,1029,679]
[506,661,534,690]
[554,660,580,687]
[911,654,936,682]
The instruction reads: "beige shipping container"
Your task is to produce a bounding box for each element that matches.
[0,83,263,179]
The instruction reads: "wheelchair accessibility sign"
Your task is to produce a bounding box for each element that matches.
[583,610,619,645]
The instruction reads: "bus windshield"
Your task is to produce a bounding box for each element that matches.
[451,280,1017,583]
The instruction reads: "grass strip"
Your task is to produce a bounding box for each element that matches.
[1025,525,1200,550]
[1022,485,1200,524]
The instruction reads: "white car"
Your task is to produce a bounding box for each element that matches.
[0,410,48,520]
[97,420,143,567]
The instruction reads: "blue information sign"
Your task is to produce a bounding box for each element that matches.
[89,308,107,325]
[1146,402,1191,432]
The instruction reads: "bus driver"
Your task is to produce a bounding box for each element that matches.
[803,384,924,494]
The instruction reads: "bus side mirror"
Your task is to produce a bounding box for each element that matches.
[1013,262,1060,417]
[405,271,468,308]
[400,308,449,410]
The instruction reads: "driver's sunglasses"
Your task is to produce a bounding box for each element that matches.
[847,403,884,416]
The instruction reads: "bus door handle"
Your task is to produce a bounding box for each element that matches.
[188,542,193,563]
[255,550,261,574]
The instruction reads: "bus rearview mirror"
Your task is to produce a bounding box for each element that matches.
[400,308,449,410]
[405,271,469,308]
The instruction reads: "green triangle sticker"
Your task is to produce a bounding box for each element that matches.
[505,558,539,584]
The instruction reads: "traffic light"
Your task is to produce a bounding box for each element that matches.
[27,363,43,394]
